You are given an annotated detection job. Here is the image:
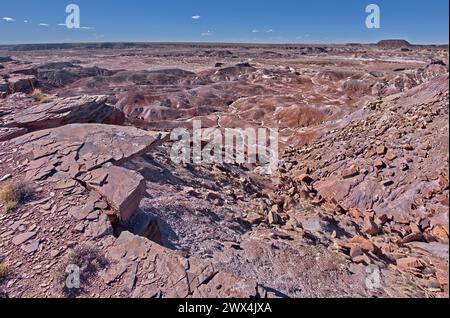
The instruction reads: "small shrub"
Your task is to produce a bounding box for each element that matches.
[0,181,35,212]
[31,88,49,104]
[3,201,17,212]
[56,244,109,297]
[0,261,9,281]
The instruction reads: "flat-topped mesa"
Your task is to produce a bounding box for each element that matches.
[6,95,125,132]
[14,124,167,221]
[376,39,412,47]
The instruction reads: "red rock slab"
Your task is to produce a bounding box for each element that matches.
[107,231,271,298]
[83,165,146,221]
[10,95,125,131]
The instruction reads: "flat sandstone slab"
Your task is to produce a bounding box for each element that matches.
[9,95,124,130]
[106,231,270,298]
[14,124,166,219]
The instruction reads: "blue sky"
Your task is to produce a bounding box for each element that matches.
[0,0,448,44]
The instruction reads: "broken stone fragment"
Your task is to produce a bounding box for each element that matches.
[0,127,28,143]
[385,151,397,161]
[84,214,113,240]
[295,173,314,184]
[376,145,387,155]
[396,257,423,271]
[21,240,40,254]
[399,232,423,245]
[341,165,359,179]
[14,124,165,170]
[84,165,146,221]
[14,124,166,221]
[350,235,381,256]
[373,158,385,169]
[246,212,264,225]
[431,225,449,243]
[108,231,270,298]
[349,208,364,219]
[363,216,381,236]
[12,231,37,245]
[8,75,36,93]
[268,210,282,225]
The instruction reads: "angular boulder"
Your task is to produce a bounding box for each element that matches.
[82,165,146,221]
[8,75,36,93]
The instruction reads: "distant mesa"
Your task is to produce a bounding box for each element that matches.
[376,39,412,47]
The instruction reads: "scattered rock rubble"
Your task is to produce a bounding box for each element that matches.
[272,75,449,296]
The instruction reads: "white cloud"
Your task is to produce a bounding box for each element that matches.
[2,17,14,22]
[24,20,28,23]
[192,15,201,20]
[266,29,273,33]
[251,29,259,33]
[201,31,214,36]
[39,23,49,26]
[58,23,66,26]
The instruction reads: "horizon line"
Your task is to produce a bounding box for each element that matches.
[1,40,449,47]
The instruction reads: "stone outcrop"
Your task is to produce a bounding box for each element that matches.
[14,124,167,220]
[7,75,36,94]
[104,231,271,298]
[0,78,8,95]
[7,95,125,131]
[0,56,13,63]
[0,127,28,142]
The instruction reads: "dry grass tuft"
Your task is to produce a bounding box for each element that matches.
[0,261,9,281]
[31,88,50,104]
[56,244,109,297]
[0,181,35,212]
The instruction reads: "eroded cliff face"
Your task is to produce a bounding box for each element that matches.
[0,43,448,298]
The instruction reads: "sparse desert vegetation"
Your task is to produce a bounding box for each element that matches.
[0,260,9,281]
[56,244,109,297]
[31,88,50,104]
[0,181,35,212]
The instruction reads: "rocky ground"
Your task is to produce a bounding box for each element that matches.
[0,42,448,298]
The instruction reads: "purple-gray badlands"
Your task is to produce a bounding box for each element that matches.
[0,41,448,298]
